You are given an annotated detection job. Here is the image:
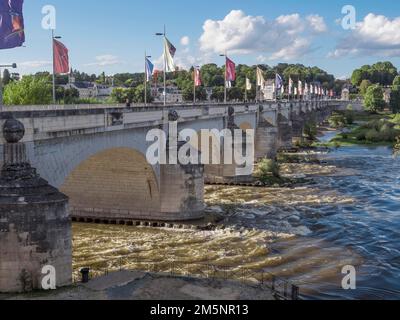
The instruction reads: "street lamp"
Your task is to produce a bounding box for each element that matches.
[0,63,18,107]
[155,26,167,106]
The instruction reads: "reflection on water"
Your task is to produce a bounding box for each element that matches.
[72,134,400,300]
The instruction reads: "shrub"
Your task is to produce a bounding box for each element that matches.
[355,131,366,141]
[380,126,398,142]
[345,107,355,125]
[391,114,400,125]
[304,122,317,141]
[365,129,381,142]
[255,159,280,182]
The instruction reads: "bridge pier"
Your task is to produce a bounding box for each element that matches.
[255,106,279,160]
[203,107,254,184]
[277,111,293,150]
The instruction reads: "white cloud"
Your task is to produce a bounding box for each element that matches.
[17,60,52,68]
[85,55,122,67]
[330,13,400,57]
[199,10,327,60]
[306,14,328,33]
[180,36,190,46]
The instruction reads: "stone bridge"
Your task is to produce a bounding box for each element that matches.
[0,100,347,222]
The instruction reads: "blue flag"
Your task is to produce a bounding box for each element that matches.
[275,74,283,90]
[0,0,25,49]
[145,57,154,82]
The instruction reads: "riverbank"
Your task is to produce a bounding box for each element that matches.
[313,112,400,148]
[0,270,276,300]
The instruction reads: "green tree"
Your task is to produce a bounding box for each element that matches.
[364,84,386,113]
[132,84,153,103]
[390,86,400,113]
[2,69,11,86]
[3,75,52,105]
[210,86,224,102]
[351,62,398,86]
[359,79,372,96]
[111,87,126,103]
[393,75,400,87]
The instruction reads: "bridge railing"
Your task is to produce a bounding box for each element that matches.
[0,99,346,113]
[73,259,301,300]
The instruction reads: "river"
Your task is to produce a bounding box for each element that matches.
[72,130,400,300]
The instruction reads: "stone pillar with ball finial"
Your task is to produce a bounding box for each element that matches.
[0,118,72,293]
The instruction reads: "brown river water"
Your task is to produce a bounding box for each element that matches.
[72,131,400,300]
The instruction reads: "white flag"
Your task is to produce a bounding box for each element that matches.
[164,38,176,72]
[246,78,252,90]
[256,67,265,88]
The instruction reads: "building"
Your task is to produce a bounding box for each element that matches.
[153,84,183,103]
[63,80,114,101]
[341,88,350,101]
[383,87,392,104]
[260,80,276,101]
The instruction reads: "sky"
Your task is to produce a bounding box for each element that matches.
[2,0,400,79]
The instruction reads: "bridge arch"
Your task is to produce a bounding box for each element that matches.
[60,147,161,218]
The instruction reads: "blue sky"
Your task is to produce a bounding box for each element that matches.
[2,0,400,78]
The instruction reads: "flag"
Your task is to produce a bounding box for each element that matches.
[294,87,298,96]
[310,84,314,94]
[304,83,309,95]
[225,57,236,82]
[145,57,154,82]
[288,77,293,94]
[0,0,25,49]
[194,67,202,87]
[298,80,303,95]
[256,67,265,88]
[53,39,69,74]
[226,81,232,88]
[281,85,285,95]
[275,74,283,90]
[246,78,252,91]
[164,37,176,72]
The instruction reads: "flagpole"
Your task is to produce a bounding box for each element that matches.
[144,51,147,106]
[163,25,167,106]
[193,67,196,105]
[52,29,56,104]
[224,51,227,104]
[256,66,259,103]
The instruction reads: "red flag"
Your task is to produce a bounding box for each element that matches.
[53,39,69,74]
[225,57,236,82]
[194,67,202,87]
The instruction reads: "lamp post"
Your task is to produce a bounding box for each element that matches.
[156,26,167,106]
[0,63,17,108]
[220,52,227,103]
[52,31,62,104]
